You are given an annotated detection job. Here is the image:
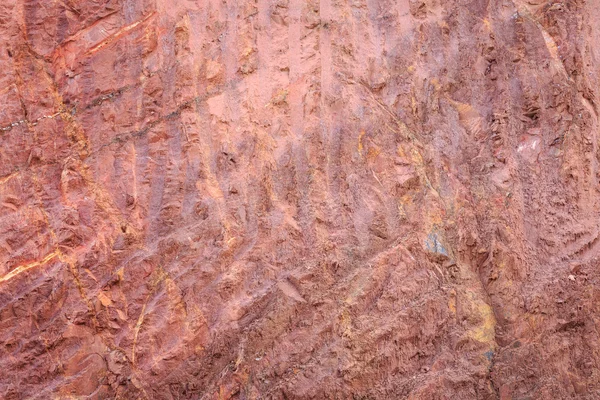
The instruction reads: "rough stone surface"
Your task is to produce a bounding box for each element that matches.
[1,0,600,398]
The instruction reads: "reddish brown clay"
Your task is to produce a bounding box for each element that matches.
[1,0,600,399]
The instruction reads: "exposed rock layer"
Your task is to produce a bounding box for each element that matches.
[1,0,600,398]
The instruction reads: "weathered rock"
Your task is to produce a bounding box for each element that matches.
[1,0,600,398]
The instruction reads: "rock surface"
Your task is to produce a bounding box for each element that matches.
[1,0,600,398]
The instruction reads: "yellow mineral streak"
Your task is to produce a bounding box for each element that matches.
[86,12,157,56]
[0,249,64,283]
[464,289,497,347]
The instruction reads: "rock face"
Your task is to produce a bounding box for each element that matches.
[1,0,600,398]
